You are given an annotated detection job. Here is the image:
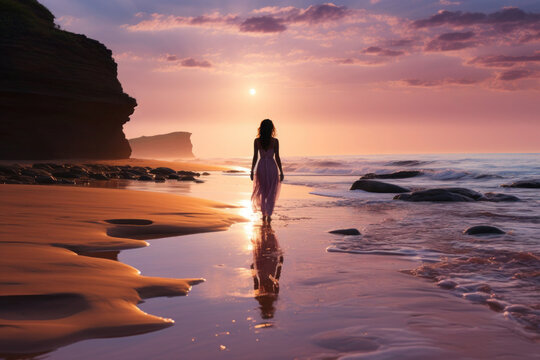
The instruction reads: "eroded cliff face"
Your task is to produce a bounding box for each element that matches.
[0,0,135,159]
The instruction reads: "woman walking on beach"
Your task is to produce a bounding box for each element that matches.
[250,119,284,221]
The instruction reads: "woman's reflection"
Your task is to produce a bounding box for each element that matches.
[250,222,283,319]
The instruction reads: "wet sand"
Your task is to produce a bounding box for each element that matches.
[0,184,243,355]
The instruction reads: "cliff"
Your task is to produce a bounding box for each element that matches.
[129,132,195,159]
[0,0,135,159]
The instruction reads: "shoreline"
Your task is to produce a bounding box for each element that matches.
[0,184,244,355]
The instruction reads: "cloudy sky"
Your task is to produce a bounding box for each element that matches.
[41,0,540,157]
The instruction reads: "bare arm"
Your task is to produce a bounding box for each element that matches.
[275,139,284,182]
[250,139,258,181]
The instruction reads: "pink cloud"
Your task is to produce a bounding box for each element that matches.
[239,16,286,33]
[126,3,352,34]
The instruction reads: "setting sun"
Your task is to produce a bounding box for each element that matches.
[249,88,256,96]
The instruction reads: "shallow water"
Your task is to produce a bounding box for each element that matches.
[210,153,540,330]
[47,153,540,359]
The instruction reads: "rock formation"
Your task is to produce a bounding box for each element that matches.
[501,180,540,188]
[129,132,195,159]
[361,170,423,179]
[464,225,505,235]
[350,179,410,193]
[0,0,135,159]
[394,188,520,202]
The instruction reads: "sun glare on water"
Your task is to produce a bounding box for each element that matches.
[249,88,256,95]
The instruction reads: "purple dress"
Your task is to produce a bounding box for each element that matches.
[251,143,281,216]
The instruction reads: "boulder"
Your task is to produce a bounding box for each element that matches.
[178,170,200,177]
[501,180,540,188]
[150,167,176,175]
[481,192,520,202]
[89,172,109,180]
[361,170,422,179]
[0,165,20,176]
[137,175,153,181]
[21,167,50,177]
[167,174,180,180]
[329,228,361,235]
[350,180,410,193]
[35,175,57,184]
[464,225,505,235]
[179,175,196,181]
[154,176,166,182]
[394,188,483,202]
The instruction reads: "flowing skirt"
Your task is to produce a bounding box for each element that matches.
[251,158,281,216]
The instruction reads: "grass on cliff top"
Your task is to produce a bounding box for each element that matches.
[0,0,55,33]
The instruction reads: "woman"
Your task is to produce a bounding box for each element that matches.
[250,119,284,221]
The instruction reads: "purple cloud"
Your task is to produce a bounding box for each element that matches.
[469,53,540,67]
[438,31,475,41]
[412,7,540,30]
[403,78,482,87]
[386,39,415,47]
[239,16,287,33]
[180,57,212,68]
[498,69,534,81]
[363,46,404,56]
[288,3,349,24]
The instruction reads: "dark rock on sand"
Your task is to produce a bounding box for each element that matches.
[179,175,196,181]
[350,180,410,193]
[361,171,422,179]
[21,168,50,177]
[481,192,520,202]
[154,176,166,182]
[0,0,135,160]
[394,188,483,202]
[224,170,244,173]
[89,173,109,180]
[51,170,80,179]
[464,225,505,235]
[137,175,153,181]
[202,172,210,176]
[35,175,57,184]
[0,165,20,176]
[329,228,361,235]
[167,174,180,180]
[150,167,176,175]
[501,180,540,188]
[178,170,200,177]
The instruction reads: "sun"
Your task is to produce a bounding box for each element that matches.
[249,88,256,95]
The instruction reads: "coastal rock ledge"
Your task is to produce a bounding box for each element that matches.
[0,0,136,159]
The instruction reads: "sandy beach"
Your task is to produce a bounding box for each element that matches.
[0,184,243,355]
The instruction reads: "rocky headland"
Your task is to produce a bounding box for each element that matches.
[129,131,195,159]
[0,0,135,160]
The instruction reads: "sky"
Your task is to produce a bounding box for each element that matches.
[41,0,540,157]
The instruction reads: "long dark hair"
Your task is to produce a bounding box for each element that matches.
[257,119,275,150]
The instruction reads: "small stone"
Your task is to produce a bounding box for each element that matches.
[329,228,361,236]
